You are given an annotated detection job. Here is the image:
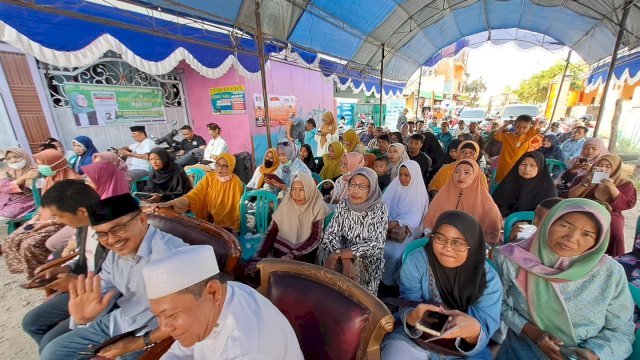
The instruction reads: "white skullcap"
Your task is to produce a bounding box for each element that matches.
[143,245,220,300]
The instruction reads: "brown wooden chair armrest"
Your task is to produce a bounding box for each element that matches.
[33,251,79,277]
[139,336,174,360]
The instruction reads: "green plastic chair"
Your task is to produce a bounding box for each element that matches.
[545,158,567,175]
[503,211,535,243]
[489,168,499,194]
[628,283,640,360]
[7,179,41,235]
[185,168,206,187]
[238,190,279,261]
[636,215,639,238]
[311,172,323,185]
[324,211,335,230]
[130,176,149,193]
[402,237,430,264]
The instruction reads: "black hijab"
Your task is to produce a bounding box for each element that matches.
[420,131,446,169]
[300,144,316,172]
[147,147,192,199]
[442,139,462,165]
[491,151,557,217]
[425,210,486,312]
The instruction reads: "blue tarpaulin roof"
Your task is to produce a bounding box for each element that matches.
[586,51,640,89]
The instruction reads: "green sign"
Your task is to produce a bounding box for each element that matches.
[65,83,166,127]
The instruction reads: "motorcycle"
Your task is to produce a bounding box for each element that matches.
[151,121,181,152]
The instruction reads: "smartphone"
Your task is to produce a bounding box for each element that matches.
[415,311,450,337]
[20,276,56,289]
[578,157,588,164]
[132,192,155,200]
[264,174,285,184]
[199,160,213,165]
[560,347,580,360]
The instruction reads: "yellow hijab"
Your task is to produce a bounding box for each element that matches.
[319,141,345,180]
[343,129,361,152]
[185,153,243,231]
[319,112,337,148]
[257,148,280,189]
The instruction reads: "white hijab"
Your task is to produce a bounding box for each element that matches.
[382,160,429,236]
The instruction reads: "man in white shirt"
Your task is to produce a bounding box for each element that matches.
[119,126,155,181]
[143,246,304,360]
[450,119,469,138]
[202,123,228,162]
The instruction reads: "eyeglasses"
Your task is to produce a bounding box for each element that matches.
[430,233,470,252]
[348,182,369,191]
[216,164,230,170]
[93,214,140,242]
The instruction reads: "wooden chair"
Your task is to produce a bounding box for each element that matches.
[256,259,394,360]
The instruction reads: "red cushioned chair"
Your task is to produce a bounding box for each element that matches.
[256,258,394,360]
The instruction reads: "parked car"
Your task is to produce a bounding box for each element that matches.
[458,108,486,125]
[499,104,540,122]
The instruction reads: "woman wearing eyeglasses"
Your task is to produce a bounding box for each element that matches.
[266,140,311,194]
[382,210,502,359]
[317,167,388,295]
[151,153,243,233]
[494,199,634,360]
[423,160,501,246]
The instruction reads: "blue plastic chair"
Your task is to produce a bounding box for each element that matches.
[7,179,41,235]
[628,283,640,360]
[238,190,279,261]
[545,158,567,175]
[489,168,499,194]
[402,237,430,264]
[185,168,206,187]
[503,211,535,243]
[130,176,149,193]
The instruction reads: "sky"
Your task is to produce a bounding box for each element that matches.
[465,42,583,103]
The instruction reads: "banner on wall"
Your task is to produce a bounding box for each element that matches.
[253,94,297,127]
[210,85,246,114]
[64,83,165,127]
[337,103,354,126]
[384,99,406,130]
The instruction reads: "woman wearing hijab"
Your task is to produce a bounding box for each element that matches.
[299,144,316,173]
[255,172,330,263]
[495,199,634,360]
[424,160,501,245]
[247,148,280,190]
[92,151,131,185]
[381,160,430,286]
[68,136,98,175]
[559,138,607,189]
[536,134,565,162]
[0,148,38,223]
[318,141,345,181]
[421,131,446,172]
[618,232,640,331]
[568,154,637,256]
[1,149,81,277]
[267,140,311,194]
[390,131,405,146]
[492,152,558,217]
[388,143,410,181]
[382,211,502,359]
[342,129,368,155]
[428,141,488,196]
[316,111,338,156]
[141,147,192,203]
[318,167,388,295]
[155,153,244,232]
[329,152,365,203]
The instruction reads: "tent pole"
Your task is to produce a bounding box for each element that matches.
[255,0,272,148]
[415,66,423,121]
[549,50,572,124]
[379,43,385,127]
[593,0,631,143]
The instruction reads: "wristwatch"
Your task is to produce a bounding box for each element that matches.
[143,331,155,351]
[335,249,342,260]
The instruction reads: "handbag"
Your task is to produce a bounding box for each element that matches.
[388,225,411,243]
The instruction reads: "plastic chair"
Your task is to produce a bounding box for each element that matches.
[324,211,335,230]
[7,179,41,235]
[545,159,567,175]
[130,176,149,193]
[489,168,499,194]
[311,172,323,185]
[503,211,535,243]
[402,237,430,264]
[628,283,640,360]
[238,190,279,261]
[636,215,639,238]
[185,168,206,187]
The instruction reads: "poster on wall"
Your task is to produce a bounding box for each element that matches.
[337,103,354,126]
[210,85,246,114]
[384,99,406,130]
[253,94,297,127]
[64,83,165,127]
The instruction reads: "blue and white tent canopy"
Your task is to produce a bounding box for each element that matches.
[586,50,640,91]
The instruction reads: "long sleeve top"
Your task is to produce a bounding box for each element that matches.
[258,220,323,259]
[494,250,635,360]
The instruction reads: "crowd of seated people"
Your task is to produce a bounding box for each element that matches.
[0,111,638,360]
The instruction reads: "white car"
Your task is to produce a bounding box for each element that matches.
[458,108,486,125]
[499,104,540,122]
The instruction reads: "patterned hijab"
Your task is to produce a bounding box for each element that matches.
[498,198,611,346]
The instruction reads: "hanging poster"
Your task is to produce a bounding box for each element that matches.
[337,103,354,126]
[384,99,406,130]
[253,94,297,127]
[65,83,165,127]
[210,85,246,114]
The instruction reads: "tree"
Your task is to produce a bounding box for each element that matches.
[514,61,588,104]
[464,77,487,107]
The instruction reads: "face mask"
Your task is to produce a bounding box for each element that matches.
[284,159,292,167]
[38,158,64,177]
[7,160,27,170]
[264,160,274,168]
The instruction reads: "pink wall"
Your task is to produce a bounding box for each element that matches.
[180,60,335,158]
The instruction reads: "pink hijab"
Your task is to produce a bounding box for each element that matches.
[92,152,131,184]
[81,162,130,199]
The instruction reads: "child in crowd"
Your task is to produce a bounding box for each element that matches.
[507,197,563,243]
[368,134,391,158]
[493,114,540,183]
[373,156,391,191]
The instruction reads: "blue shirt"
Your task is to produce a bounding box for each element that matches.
[559,137,587,160]
[99,225,188,335]
[437,132,453,151]
[304,129,318,156]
